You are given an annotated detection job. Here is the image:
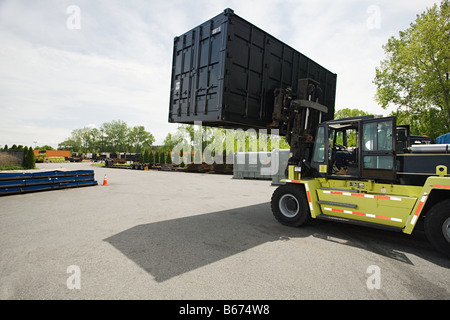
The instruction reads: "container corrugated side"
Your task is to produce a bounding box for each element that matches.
[169,9,336,131]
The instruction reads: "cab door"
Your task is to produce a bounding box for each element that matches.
[360,117,396,181]
[310,124,329,177]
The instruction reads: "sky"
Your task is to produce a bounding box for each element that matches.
[0,0,442,148]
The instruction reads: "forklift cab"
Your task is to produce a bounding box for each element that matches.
[311,116,399,182]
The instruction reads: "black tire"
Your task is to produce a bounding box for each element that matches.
[424,199,450,258]
[271,184,311,227]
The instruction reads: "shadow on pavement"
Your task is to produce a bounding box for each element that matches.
[104,203,449,282]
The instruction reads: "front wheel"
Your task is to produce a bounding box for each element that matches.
[424,199,450,258]
[271,184,311,227]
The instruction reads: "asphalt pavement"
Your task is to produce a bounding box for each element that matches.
[0,162,449,300]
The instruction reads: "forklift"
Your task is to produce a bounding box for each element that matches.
[168,9,450,257]
[270,81,450,258]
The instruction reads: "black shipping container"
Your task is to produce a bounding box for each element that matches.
[168,8,337,131]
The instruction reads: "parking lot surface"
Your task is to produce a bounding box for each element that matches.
[0,163,449,300]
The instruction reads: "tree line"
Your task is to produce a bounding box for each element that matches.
[56,120,291,157]
[2,145,36,169]
[58,120,155,153]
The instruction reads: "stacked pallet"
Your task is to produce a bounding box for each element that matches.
[0,170,97,196]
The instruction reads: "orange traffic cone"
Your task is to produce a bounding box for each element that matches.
[102,174,108,186]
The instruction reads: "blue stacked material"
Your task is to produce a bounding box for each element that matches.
[0,170,98,196]
[437,133,450,144]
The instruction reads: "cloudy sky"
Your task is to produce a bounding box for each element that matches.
[0,0,441,148]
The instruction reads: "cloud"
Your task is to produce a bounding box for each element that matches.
[0,29,168,144]
[0,0,443,148]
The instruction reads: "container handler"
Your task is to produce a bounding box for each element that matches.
[168,9,450,257]
[270,89,450,258]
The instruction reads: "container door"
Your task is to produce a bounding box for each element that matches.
[360,117,396,181]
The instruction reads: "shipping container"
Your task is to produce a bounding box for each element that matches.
[168,8,337,132]
[33,150,71,158]
[232,149,290,185]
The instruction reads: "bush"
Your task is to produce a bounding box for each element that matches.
[0,153,21,167]
[23,147,36,169]
[35,154,46,163]
[0,164,24,170]
[46,157,66,163]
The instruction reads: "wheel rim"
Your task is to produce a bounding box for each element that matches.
[443,217,450,243]
[279,194,300,218]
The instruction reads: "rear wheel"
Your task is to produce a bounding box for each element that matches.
[271,184,311,227]
[424,199,450,258]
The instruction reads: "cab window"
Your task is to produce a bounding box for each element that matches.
[313,126,325,162]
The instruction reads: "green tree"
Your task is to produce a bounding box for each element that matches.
[88,128,102,152]
[166,151,172,164]
[128,126,155,153]
[36,145,54,150]
[58,121,155,153]
[143,149,150,163]
[179,149,185,168]
[58,138,81,152]
[23,147,36,169]
[374,1,450,138]
[101,120,129,152]
[162,132,180,153]
[23,146,28,165]
[333,108,370,147]
[58,127,90,152]
[149,150,154,164]
[334,108,370,119]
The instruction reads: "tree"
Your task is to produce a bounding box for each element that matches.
[88,128,102,152]
[166,151,172,164]
[392,108,446,138]
[374,1,450,138]
[23,147,36,169]
[58,121,155,153]
[36,145,54,150]
[23,146,28,165]
[128,126,155,153]
[334,108,370,119]
[179,149,185,168]
[162,132,180,154]
[333,108,370,147]
[58,138,81,152]
[149,150,154,164]
[143,149,150,163]
[101,120,129,152]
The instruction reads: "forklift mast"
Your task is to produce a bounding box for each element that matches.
[272,78,329,178]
